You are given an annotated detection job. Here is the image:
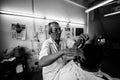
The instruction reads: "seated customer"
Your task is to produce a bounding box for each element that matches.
[81,39,104,72]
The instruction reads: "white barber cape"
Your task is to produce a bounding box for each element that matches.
[39,37,109,80]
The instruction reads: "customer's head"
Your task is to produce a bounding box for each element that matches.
[13,46,26,58]
[48,21,62,41]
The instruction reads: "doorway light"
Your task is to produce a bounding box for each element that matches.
[104,10,120,17]
[85,0,113,13]
[65,0,86,9]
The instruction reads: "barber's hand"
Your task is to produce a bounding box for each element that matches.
[62,55,75,62]
[61,48,78,57]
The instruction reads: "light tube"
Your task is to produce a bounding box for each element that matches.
[0,10,42,19]
[46,18,84,26]
[104,10,120,17]
[85,0,113,13]
[0,10,84,25]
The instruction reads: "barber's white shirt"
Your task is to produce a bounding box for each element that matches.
[39,37,71,80]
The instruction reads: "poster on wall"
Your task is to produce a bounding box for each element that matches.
[11,23,26,40]
[39,26,44,34]
[33,26,44,41]
[65,27,71,38]
[64,23,74,39]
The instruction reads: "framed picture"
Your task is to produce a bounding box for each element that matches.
[75,28,83,36]
[11,23,26,40]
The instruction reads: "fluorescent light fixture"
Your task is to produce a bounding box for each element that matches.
[65,0,86,9]
[70,22,85,26]
[0,10,84,25]
[45,18,68,23]
[69,23,84,27]
[46,18,84,25]
[85,0,113,13]
[46,16,69,23]
[0,10,43,19]
[104,10,120,17]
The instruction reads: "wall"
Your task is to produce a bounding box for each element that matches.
[88,9,104,40]
[89,7,120,43]
[0,0,86,52]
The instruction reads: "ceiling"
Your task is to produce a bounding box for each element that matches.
[68,0,105,8]
[69,0,120,42]
[83,0,104,7]
[69,0,120,8]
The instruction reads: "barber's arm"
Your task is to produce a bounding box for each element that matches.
[38,50,64,67]
[38,46,76,67]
